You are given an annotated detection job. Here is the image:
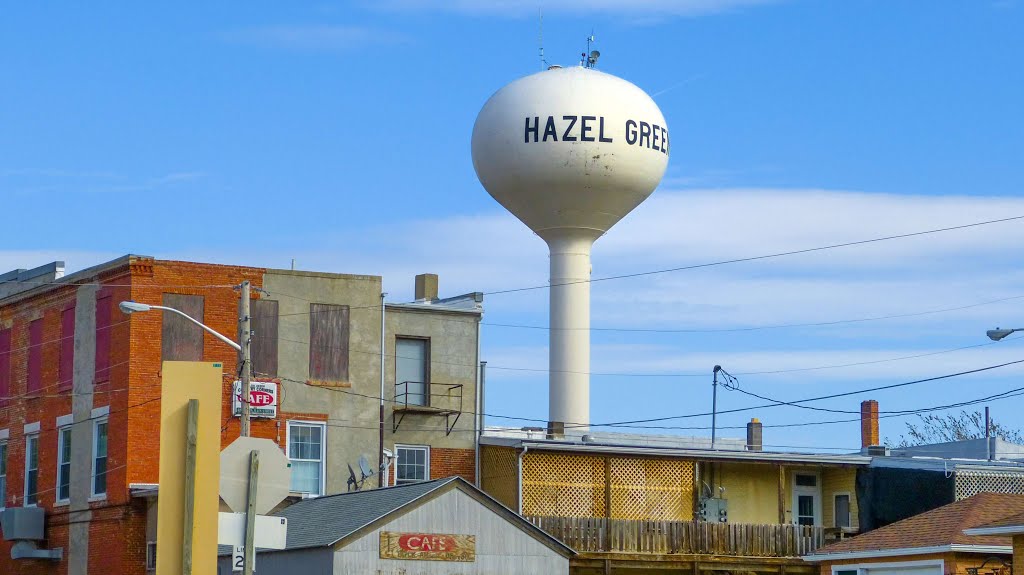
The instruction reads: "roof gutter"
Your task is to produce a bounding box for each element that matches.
[509,440,871,466]
[804,544,1013,562]
[964,525,1024,536]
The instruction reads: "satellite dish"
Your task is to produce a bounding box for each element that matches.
[346,463,359,491]
[358,455,375,479]
[590,50,600,60]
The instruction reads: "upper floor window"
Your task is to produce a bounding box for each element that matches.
[161,294,205,361]
[308,304,349,383]
[27,319,43,394]
[59,306,75,391]
[395,445,429,485]
[0,440,7,509]
[251,299,279,378]
[25,433,39,505]
[396,338,429,407]
[0,329,11,406]
[834,493,851,528]
[57,425,72,503]
[95,295,112,383]
[92,418,108,497]
[287,421,325,496]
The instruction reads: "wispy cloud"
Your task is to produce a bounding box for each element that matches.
[222,25,405,52]
[373,0,778,17]
[3,170,205,196]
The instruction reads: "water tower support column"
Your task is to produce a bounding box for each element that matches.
[545,230,598,436]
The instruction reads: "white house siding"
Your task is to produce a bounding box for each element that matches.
[333,489,569,574]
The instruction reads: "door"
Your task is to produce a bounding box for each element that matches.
[396,337,429,406]
[792,472,821,526]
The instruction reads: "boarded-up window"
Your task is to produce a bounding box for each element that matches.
[27,318,43,394]
[308,304,349,382]
[162,294,205,361]
[0,328,11,405]
[251,299,279,378]
[59,306,75,391]
[95,295,112,382]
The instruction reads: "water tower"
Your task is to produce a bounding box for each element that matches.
[472,65,669,434]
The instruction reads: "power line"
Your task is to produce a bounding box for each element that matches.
[482,293,1024,333]
[485,214,1024,295]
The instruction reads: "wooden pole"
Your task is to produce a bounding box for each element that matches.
[243,450,260,575]
[778,464,786,524]
[181,399,199,575]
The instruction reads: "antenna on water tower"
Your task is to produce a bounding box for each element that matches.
[582,31,600,68]
[538,9,548,69]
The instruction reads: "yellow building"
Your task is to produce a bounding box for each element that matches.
[480,423,871,575]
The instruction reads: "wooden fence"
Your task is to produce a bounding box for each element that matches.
[526,516,825,557]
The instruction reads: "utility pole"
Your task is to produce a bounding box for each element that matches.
[239,280,252,437]
[711,366,720,450]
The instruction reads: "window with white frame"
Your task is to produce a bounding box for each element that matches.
[57,426,72,503]
[0,440,7,509]
[395,445,429,485]
[287,422,325,495]
[92,419,108,497]
[25,433,39,505]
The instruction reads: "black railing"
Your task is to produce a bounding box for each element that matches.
[392,381,464,435]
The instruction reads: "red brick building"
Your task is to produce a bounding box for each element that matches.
[0,255,482,574]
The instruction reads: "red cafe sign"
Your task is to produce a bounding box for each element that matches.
[379,531,475,562]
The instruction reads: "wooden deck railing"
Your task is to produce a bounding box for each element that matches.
[526,516,826,557]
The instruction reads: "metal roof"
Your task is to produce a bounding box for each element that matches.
[481,436,871,466]
[218,476,573,556]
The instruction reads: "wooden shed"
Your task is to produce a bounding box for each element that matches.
[217,476,573,574]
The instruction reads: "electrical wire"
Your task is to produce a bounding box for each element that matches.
[486,214,1024,295]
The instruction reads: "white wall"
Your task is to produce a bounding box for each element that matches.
[333,489,569,574]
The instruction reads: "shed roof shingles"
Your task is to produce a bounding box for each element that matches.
[814,493,1024,556]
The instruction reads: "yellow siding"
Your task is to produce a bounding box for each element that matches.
[717,462,781,524]
[523,451,606,517]
[822,466,859,530]
[480,446,519,511]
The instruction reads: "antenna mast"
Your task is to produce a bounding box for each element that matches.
[538,9,547,69]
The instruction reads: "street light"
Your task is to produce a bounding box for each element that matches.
[119,301,241,351]
[987,327,1022,342]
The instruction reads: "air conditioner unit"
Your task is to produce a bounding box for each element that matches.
[1,507,45,541]
[0,507,63,561]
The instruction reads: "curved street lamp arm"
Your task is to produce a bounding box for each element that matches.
[149,305,242,351]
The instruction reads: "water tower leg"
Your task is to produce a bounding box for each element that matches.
[546,232,596,437]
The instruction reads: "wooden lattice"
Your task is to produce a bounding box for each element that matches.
[955,470,1024,501]
[610,458,694,520]
[523,452,607,517]
[480,446,519,510]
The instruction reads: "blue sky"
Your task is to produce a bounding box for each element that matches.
[2,1,1023,452]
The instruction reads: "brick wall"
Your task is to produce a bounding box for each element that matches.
[0,258,327,575]
[431,447,475,483]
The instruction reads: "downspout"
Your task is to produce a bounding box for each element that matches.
[517,445,530,515]
[378,292,387,488]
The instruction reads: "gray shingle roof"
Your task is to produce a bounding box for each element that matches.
[219,477,462,555]
[217,476,574,558]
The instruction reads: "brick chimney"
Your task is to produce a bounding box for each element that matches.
[415,274,438,301]
[861,400,880,448]
[746,418,763,451]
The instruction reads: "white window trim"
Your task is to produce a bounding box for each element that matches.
[833,491,852,529]
[24,433,39,507]
[56,424,73,505]
[791,471,822,526]
[91,405,109,419]
[91,416,109,499]
[0,438,8,511]
[286,421,326,496]
[830,559,944,575]
[395,444,430,485]
[24,421,40,434]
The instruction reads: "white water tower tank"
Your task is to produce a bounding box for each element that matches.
[472,66,669,433]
